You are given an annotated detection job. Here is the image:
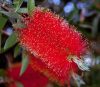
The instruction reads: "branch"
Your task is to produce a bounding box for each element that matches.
[0,2,13,12]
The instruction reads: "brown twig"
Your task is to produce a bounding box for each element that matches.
[0,2,26,30]
[0,2,13,12]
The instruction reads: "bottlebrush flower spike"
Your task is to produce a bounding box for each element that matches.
[17,7,88,86]
[7,63,48,87]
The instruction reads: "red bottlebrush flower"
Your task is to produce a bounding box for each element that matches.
[7,63,48,87]
[29,54,78,86]
[17,7,88,86]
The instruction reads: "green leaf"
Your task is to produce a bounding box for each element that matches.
[67,3,78,22]
[17,8,28,13]
[0,10,21,19]
[92,14,100,38]
[79,24,92,29]
[27,0,35,15]
[16,82,24,87]
[13,0,24,12]
[0,14,7,30]
[0,69,5,76]
[4,32,18,50]
[14,45,21,58]
[20,51,29,76]
[13,22,26,29]
[0,32,1,53]
[0,14,7,52]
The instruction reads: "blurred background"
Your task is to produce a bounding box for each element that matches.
[0,0,100,87]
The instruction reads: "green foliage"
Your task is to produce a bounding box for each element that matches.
[13,0,24,12]
[13,20,26,29]
[0,14,7,30]
[0,14,7,52]
[67,3,78,22]
[20,51,29,76]
[17,8,28,13]
[0,69,5,76]
[14,44,21,58]
[92,14,100,38]
[27,0,35,15]
[0,32,1,53]
[4,32,17,51]
[0,10,21,19]
[0,0,100,87]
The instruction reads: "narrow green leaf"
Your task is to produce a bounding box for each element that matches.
[0,69,5,76]
[13,0,24,12]
[0,14,7,52]
[13,22,26,29]
[4,32,17,50]
[0,10,21,19]
[79,24,92,29]
[16,82,24,87]
[92,14,100,38]
[0,32,1,53]
[0,14,7,30]
[14,45,21,58]
[17,8,28,13]
[67,3,78,22]
[27,0,35,15]
[20,51,29,76]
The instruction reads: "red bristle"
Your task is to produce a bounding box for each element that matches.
[17,7,88,86]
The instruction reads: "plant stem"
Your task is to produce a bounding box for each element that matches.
[0,2,13,12]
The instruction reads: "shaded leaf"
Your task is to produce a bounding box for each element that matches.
[0,10,21,19]
[17,8,28,13]
[0,14,7,30]
[4,32,18,50]
[14,45,21,58]
[13,22,26,29]
[92,14,100,38]
[20,51,29,76]
[0,32,1,53]
[27,0,35,15]
[79,24,92,29]
[0,69,5,76]
[67,3,78,23]
[0,14,7,52]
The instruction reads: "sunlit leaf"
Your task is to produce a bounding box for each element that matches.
[4,32,18,50]
[27,0,35,15]
[20,51,29,76]
[13,0,24,12]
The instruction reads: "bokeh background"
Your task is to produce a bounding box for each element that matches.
[0,0,100,87]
